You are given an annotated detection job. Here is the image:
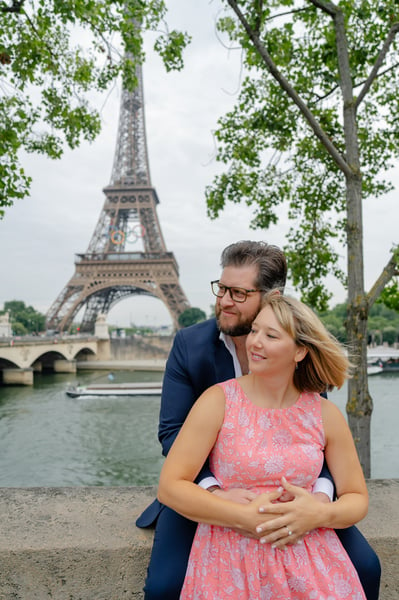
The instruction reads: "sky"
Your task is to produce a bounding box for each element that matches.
[0,0,398,328]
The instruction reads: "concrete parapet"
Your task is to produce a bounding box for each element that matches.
[0,487,153,600]
[0,480,397,600]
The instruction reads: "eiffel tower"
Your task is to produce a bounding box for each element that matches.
[46,63,190,333]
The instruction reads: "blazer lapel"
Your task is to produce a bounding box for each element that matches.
[213,338,235,383]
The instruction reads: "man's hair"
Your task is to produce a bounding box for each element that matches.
[220,240,287,292]
[261,291,351,392]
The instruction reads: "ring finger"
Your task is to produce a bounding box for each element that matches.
[260,525,295,547]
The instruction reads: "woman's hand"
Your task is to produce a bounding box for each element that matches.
[254,477,330,548]
[211,489,282,538]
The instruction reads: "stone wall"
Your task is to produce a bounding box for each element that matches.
[110,335,172,361]
[0,481,397,600]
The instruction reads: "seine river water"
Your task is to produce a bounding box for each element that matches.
[0,370,397,487]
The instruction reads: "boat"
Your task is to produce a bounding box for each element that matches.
[367,361,384,376]
[66,382,162,398]
[368,346,399,374]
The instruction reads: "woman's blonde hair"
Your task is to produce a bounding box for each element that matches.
[261,290,351,392]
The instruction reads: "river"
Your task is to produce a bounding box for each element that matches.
[0,370,397,487]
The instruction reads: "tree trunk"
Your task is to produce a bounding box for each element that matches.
[345,173,373,477]
[348,406,372,478]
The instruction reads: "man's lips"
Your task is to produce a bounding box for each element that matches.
[220,309,237,317]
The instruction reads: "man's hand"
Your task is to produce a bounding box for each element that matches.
[254,477,331,548]
[212,487,258,505]
[211,488,282,538]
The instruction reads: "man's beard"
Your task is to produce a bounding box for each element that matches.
[215,306,256,337]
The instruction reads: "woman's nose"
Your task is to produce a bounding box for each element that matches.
[252,331,263,346]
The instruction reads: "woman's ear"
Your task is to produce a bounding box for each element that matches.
[295,345,308,364]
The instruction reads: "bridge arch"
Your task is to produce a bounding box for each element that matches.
[0,357,19,370]
[0,337,104,385]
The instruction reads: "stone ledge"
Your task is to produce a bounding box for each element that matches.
[0,481,397,599]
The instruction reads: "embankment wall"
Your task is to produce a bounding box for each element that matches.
[0,481,397,600]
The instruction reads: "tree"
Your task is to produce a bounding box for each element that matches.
[178,307,206,328]
[320,300,399,345]
[378,277,399,311]
[319,311,347,343]
[203,1,399,475]
[0,0,189,214]
[2,299,45,332]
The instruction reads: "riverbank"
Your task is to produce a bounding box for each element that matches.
[77,359,166,371]
[0,480,397,600]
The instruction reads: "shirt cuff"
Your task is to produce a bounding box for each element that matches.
[198,476,220,490]
[312,477,334,501]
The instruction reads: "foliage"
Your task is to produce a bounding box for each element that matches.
[206,0,399,312]
[2,299,45,333]
[178,307,206,328]
[194,0,399,475]
[320,301,399,345]
[319,309,347,344]
[377,277,399,311]
[11,321,28,335]
[0,0,190,214]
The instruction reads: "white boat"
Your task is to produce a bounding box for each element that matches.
[367,362,384,376]
[368,346,399,374]
[66,382,162,398]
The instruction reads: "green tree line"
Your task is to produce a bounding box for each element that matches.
[1,300,45,335]
[319,301,399,346]
[2,299,398,344]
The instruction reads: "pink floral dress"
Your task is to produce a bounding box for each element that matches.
[180,379,366,600]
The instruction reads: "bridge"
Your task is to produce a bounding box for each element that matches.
[0,318,111,386]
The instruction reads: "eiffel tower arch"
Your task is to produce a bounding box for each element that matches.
[46,63,190,333]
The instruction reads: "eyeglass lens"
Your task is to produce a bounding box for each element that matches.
[212,282,247,302]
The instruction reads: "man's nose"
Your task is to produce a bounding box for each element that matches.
[219,289,235,306]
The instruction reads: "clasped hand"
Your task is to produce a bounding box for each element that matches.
[213,477,329,548]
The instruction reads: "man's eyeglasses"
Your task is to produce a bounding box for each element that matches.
[210,280,260,303]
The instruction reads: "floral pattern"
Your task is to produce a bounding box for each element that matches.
[180,379,366,600]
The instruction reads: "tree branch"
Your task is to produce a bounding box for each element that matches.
[307,0,338,18]
[253,0,263,35]
[367,246,399,308]
[312,61,399,105]
[355,22,399,109]
[226,0,351,177]
[265,5,312,23]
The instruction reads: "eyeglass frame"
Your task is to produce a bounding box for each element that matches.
[210,280,261,303]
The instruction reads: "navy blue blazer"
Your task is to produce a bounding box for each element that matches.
[136,318,234,527]
[136,317,332,528]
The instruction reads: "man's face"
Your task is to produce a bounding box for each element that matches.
[215,265,262,337]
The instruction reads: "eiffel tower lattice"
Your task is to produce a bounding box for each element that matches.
[46,64,190,333]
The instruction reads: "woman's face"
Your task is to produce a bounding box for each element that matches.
[246,304,306,376]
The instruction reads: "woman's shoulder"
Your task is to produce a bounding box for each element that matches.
[319,394,347,425]
[217,377,245,394]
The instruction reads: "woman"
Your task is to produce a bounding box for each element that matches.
[158,291,369,599]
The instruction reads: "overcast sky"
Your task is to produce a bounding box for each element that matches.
[0,0,398,328]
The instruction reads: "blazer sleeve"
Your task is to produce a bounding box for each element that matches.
[158,329,197,457]
[158,322,232,483]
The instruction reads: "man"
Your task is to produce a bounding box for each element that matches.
[136,240,380,600]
